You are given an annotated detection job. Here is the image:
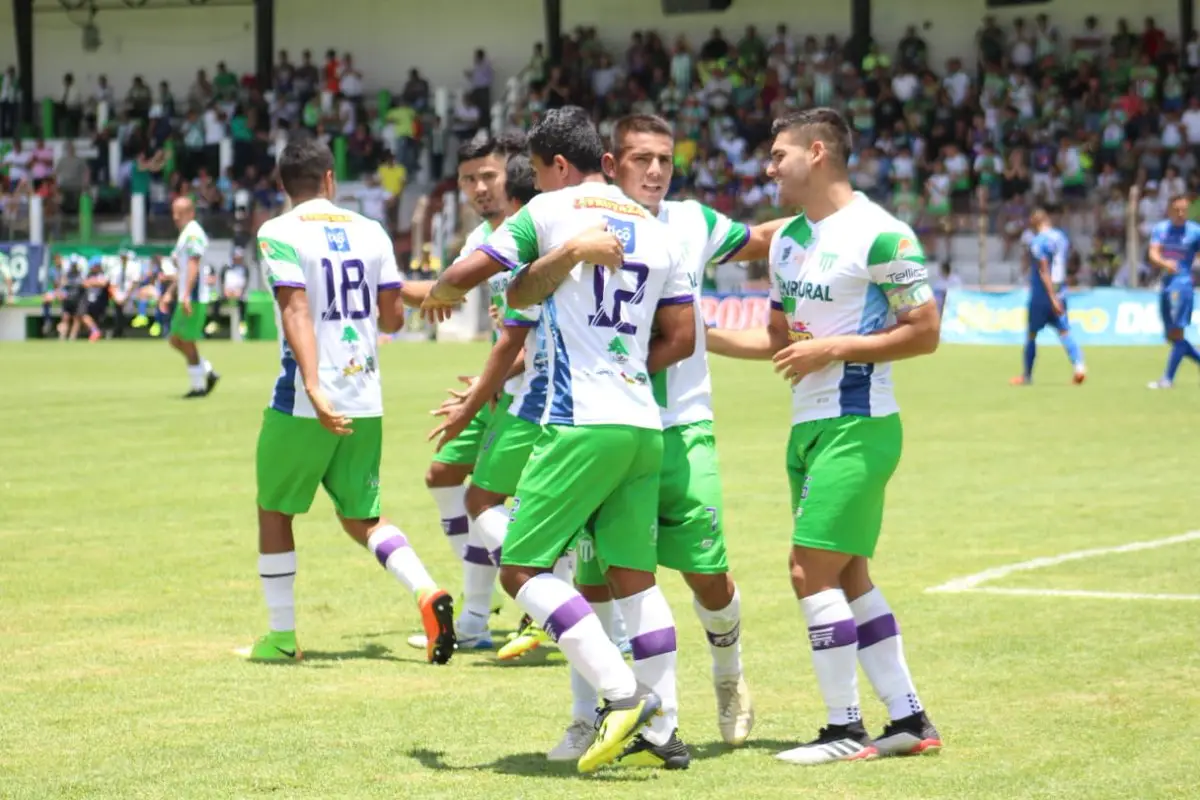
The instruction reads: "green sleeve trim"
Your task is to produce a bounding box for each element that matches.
[867,230,925,267]
[781,215,813,247]
[258,237,301,266]
[506,206,540,265]
[699,202,718,237]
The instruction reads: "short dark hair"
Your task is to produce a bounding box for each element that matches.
[527,106,604,174]
[456,132,526,164]
[1169,193,1190,206]
[770,107,853,170]
[277,133,334,199]
[505,153,539,205]
[610,114,673,154]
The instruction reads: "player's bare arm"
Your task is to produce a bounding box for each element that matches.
[399,280,435,307]
[377,286,405,334]
[647,302,697,373]
[731,218,789,263]
[428,325,525,450]
[706,308,791,359]
[276,286,350,435]
[428,248,506,304]
[773,290,940,385]
[507,225,623,309]
[1148,243,1178,274]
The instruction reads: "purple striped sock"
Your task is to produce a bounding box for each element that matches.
[630,627,677,660]
[543,595,592,642]
[489,547,502,566]
[463,545,492,565]
[442,516,469,536]
[857,614,899,649]
[372,533,408,567]
[808,617,858,650]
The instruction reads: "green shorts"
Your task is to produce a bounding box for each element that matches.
[787,413,903,558]
[577,420,728,585]
[432,403,493,466]
[502,424,663,573]
[255,408,383,520]
[169,301,207,341]
[473,394,541,497]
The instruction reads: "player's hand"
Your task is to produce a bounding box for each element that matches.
[427,398,475,451]
[307,387,352,436]
[1051,298,1066,317]
[772,339,836,386]
[566,224,624,271]
[432,376,477,413]
[182,298,192,316]
[420,294,456,325]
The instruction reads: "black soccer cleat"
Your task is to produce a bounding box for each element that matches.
[615,729,691,770]
[874,712,943,756]
[205,371,221,395]
[183,388,207,399]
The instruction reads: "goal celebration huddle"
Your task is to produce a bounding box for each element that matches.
[249,105,943,774]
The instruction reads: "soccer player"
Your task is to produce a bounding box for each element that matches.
[424,107,696,773]
[707,108,943,765]
[424,134,526,570]
[547,113,784,764]
[248,134,456,665]
[1010,208,1086,386]
[79,259,114,341]
[168,197,219,398]
[1146,195,1200,388]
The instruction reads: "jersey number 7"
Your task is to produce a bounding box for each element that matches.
[588,263,648,335]
[319,258,371,321]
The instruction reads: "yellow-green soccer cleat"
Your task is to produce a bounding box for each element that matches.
[577,692,662,774]
[614,730,691,769]
[497,617,552,660]
[248,631,302,663]
[130,314,149,329]
[149,321,162,337]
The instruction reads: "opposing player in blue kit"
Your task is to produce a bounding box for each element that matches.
[1146,195,1200,389]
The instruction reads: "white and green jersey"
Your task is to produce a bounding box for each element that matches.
[173,219,210,303]
[257,198,403,419]
[482,182,691,429]
[768,194,933,424]
[503,301,543,404]
[656,199,750,428]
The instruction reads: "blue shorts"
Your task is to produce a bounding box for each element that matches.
[1028,294,1069,335]
[1160,284,1195,332]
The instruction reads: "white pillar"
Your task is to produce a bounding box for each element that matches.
[29,195,43,245]
[274,128,288,164]
[434,87,449,129]
[108,139,121,187]
[97,99,109,131]
[130,192,147,246]
[219,137,233,176]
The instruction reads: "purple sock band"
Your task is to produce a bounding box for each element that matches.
[373,534,408,567]
[808,618,858,651]
[705,622,740,648]
[856,614,899,649]
[442,516,469,536]
[630,627,677,660]
[543,595,592,642]
[463,545,492,566]
[489,547,502,566]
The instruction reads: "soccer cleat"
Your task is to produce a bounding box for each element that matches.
[183,388,207,399]
[498,618,552,660]
[775,723,879,765]
[1148,379,1173,389]
[131,314,149,329]
[1009,375,1031,386]
[406,626,493,652]
[205,371,221,395]
[577,692,663,774]
[715,675,754,746]
[507,613,533,642]
[248,630,302,663]
[204,321,219,336]
[88,329,103,342]
[614,730,691,770]
[417,589,456,664]
[1072,366,1087,384]
[547,719,597,762]
[149,321,162,337]
[874,712,943,757]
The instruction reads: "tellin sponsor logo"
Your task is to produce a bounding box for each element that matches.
[887,267,925,284]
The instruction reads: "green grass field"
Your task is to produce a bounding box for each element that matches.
[1,341,1198,800]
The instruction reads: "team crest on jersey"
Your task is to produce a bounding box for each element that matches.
[603,216,637,254]
[325,227,350,252]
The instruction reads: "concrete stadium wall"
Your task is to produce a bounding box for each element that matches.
[3,0,1187,100]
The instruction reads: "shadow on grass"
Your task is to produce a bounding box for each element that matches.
[408,748,648,781]
[302,642,404,664]
[688,738,800,761]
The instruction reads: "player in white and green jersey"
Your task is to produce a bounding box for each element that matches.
[425,107,696,774]
[707,108,943,765]
[424,134,527,577]
[248,135,456,667]
[167,197,219,397]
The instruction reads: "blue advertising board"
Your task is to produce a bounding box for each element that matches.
[0,243,47,297]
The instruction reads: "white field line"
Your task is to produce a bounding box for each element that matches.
[926,530,1200,600]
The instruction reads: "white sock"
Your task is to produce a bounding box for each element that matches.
[850,588,924,721]
[570,599,613,722]
[516,574,635,702]
[552,550,575,583]
[202,358,213,375]
[258,551,296,632]
[617,585,678,746]
[428,485,469,560]
[461,508,508,626]
[187,364,205,390]
[366,525,436,596]
[801,588,862,726]
[693,586,743,680]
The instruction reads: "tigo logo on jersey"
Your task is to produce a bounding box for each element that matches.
[324,227,350,252]
[605,216,637,254]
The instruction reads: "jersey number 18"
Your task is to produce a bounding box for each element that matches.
[319,258,371,321]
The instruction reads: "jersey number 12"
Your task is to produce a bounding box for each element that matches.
[320,258,371,321]
[588,263,648,334]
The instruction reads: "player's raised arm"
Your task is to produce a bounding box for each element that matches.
[730,218,789,263]
[508,223,622,308]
